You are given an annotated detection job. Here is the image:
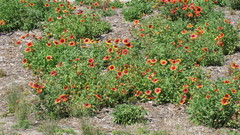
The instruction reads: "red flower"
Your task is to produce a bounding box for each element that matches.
[148,25,153,29]
[108,65,115,70]
[152,78,158,83]
[154,88,161,94]
[190,34,198,39]
[122,38,129,44]
[46,56,53,61]
[95,94,102,99]
[64,86,69,90]
[170,65,177,71]
[24,47,32,52]
[160,60,167,65]
[22,58,27,64]
[222,80,231,84]
[196,84,203,88]
[221,98,229,105]
[59,38,66,44]
[231,63,240,69]
[69,41,75,46]
[103,55,111,60]
[180,99,185,105]
[122,49,129,55]
[231,89,237,93]
[114,38,121,43]
[84,38,90,43]
[133,20,139,25]
[145,90,152,95]
[111,87,117,91]
[50,70,57,76]
[25,42,33,47]
[88,58,94,63]
[15,40,21,45]
[117,72,123,77]
[55,98,61,103]
[224,94,231,99]
[88,63,94,68]
[84,103,91,108]
[206,95,210,99]
[183,88,189,93]
[202,48,208,52]
[135,91,142,96]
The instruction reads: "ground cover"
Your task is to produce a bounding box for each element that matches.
[0,0,239,134]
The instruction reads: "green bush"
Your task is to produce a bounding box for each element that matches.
[187,77,240,128]
[43,12,111,39]
[112,104,147,125]
[0,0,55,32]
[122,1,153,21]
[130,11,238,67]
[229,0,240,10]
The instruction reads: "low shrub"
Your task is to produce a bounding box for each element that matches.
[112,104,147,125]
[43,12,111,39]
[187,76,240,128]
[122,1,153,21]
[0,0,57,32]
[229,0,240,10]
[130,11,238,67]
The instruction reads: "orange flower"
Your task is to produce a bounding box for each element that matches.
[231,63,240,69]
[48,17,53,22]
[221,98,229,105]
[55,98,61,104]
[50,70,57,76]
[154,88,161,94]
[36,89,42,93]
[95,94,102,99]
[111,87,117,91]
[46,55,53,61]
[24,48,31,52]
[152,78,158,83]
[202,48,208,52]
[180,99,185,105]
[44,3,50,7]
[160,60,167,65]
[15,40,22,45]
[222,80,231,84]
[183,88,189,93]
[181,29,187,34]
[84,38,90,43]
[122,49,129,55]
[84,103,91,108]
[69,41,75,46]
[29,2,34,6]
[135,91,142,96]
[151,58,158,63]
[224,94,231,99]
[133,20,139,25]
[231,89,237,93]
[108,65,115,70]
[206,95,210,99]
[187,23,193,28]
[22,58,27,64]
[170,65,177,71]
[196,84,203,88]
[145,90,152,95]
[0,20,5,25]
[59,38,66,44]
[190,34,198,39]
[114,38,121,43]
[122,38,129,44]
[103,55,111,60]
[88,58,94,63]
[25,42,33,47]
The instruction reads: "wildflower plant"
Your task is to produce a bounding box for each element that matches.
[187,77,240,128]
[112,104,147,125]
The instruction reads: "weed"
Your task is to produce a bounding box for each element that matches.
[0,69,6,78]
